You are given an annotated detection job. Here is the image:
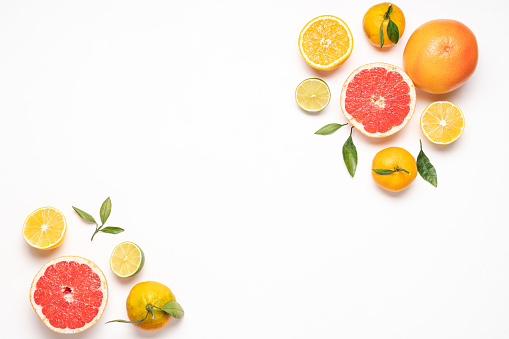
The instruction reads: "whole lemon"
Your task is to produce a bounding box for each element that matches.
[403,19,478,94]
[126,281,177,331]
[363,3,405,48]
[372,147,417,192]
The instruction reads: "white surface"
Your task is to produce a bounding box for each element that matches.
[0,0,508,338]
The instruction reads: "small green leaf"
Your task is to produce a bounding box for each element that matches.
[372,168,396,175]
[72,206,96,224]
[417,140,438,187]
[160,301,185,319]
[379,20,385,48]
[100,226,124,234]
[315,123,347,135]
[373,166,410,175]
[342,127,357,177]
[385,4,393,18]
[100,197,112,225]
[387,19,400,44]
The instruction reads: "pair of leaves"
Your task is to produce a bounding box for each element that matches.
[379,4,400,48]
[107,301,184,325]
[373,166,410,175]
[315,123,357,177]
[73,197,124,240]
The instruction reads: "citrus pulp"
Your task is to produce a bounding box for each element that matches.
[420,101,465,144]
[298,15,353,70]
[340,62,416,137]
[23,207,67,250]
[29,256,108,333]
[295,78,330,112]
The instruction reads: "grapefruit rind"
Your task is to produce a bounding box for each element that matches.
[298,15,353,71]
[340,62,416,138]
[29,256,108,334]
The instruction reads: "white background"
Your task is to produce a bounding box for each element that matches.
[0,0,508,338]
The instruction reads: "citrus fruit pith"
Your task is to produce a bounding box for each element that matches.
[23,207,67,250]
[403,19,478,94]
[421,101,465,144]
[340,62,416,138]
[298,15,353,70]
[363,2,405,48]
[126,281,177,331]
[372,147,417,192]
[29,256,108,334]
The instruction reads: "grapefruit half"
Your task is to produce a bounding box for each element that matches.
[29,256,108,334]
[340,62,416,138]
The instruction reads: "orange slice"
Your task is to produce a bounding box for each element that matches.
[23,207,67,249]
[298,15,353,70]
[420,101,465,144]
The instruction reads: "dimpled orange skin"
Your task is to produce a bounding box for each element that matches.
[403,19,478,94]
[372,147,417,192]
[126,281,176,331]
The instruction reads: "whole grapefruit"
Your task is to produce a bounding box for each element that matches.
[403,19,478,94]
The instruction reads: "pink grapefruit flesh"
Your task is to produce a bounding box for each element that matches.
[29,256,108,334]
[340,62,416,138]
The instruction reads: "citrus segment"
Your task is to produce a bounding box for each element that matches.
[295,78,330,112]
[110,241,145,278]
[298,15,353,70]
[29,256,108,334]
[341,62,416,138]
[23,207,67,249]
[420,101,465,144]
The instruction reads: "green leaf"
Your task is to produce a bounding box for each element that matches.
[372,166,410,175]
[379,20,385,48]
[372,168,396,175]
[72,206,96,224]
[160,301,185,319]
[100,226,124,234]
[314,123,347,135]
[387,19,400,45]
[100,197,112,225]
[342,127,357,177]
[417,140,438,187]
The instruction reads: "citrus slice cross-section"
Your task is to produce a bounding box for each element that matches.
[23,207,67,249]
[295,78,331,112]
[30,256,108,334]
[298,15,353,70]
[340,62,416,138]
[420,101,465,144]
[110,241,145,278]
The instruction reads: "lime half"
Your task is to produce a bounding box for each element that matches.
[295,78,330,112]
[110,241,145,278]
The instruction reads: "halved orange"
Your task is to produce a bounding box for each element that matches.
[298,15,353,70]
[420,101,465,144]
[23,207,67,249]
